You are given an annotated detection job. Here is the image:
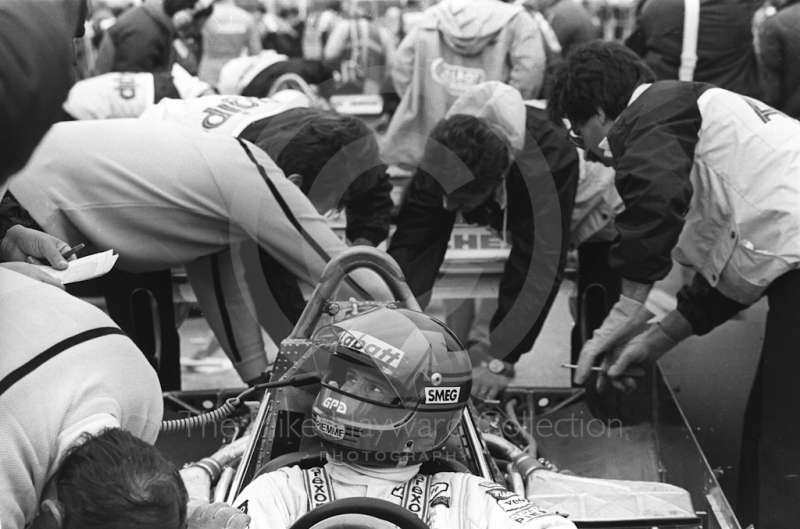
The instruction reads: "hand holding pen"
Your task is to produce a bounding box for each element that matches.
[0,225,82,269]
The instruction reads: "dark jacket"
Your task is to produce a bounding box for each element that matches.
[606,81,800,334]
[0,1,75,184]
[95,0,175,74]
[547,0,598,57]
[625,0,763,99]
[758,2,800,119]
[388,106,579,364]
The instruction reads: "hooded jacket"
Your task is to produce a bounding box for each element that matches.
[381,0,546,166]
[388,83,578,364]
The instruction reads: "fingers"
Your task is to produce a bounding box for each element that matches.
[0,262,65,290]
[574,339,604,385]
[188,502,250,529]
[213,434,251,466]
[470,368,508,402]
[40,238,70,269]
[224,511,251,529]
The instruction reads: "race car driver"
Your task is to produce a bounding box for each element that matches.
[231,307,575,529]
[7,118,393,385]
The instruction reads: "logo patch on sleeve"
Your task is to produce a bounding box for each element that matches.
[425,387,460,404]
[429,482,451,508]
[480,481,551,522]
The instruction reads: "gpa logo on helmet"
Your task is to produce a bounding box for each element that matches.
[339,331,405,369]
[425,387,461,404]
[315,416,345,441]
[323,397,348,414]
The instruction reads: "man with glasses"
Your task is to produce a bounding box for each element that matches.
[388,82,579,401]
[548,41,800,529]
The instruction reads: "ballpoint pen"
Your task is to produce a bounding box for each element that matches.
[561,363,646,378]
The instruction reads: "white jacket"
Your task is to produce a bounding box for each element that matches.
[139,92,311,136]
[674,87,800,303]
[233,461,575,529]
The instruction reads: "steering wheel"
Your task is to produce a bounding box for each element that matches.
[288,498,430,529]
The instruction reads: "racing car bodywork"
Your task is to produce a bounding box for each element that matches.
[157,247,740,529]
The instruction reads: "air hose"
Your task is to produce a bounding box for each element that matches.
[482,433,545,481]
[160,372,320,433]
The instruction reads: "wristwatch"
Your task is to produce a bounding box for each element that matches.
[485,358,515,378]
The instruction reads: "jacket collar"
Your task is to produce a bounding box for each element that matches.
[599,83,653,160]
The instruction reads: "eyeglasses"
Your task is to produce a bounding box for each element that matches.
[567,124,586,150]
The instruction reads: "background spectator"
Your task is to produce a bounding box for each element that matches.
[625,0,764,98]
[94,0,201,74]
[260,1,306,58]
[757,0,800,118]
[323,0,395,95]
[536,0,599,57]
[198,0,262,87]
[382,0,547,167]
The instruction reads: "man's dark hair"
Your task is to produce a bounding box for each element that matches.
[276,111,381,208]
[57,428,188,529]
[163,0,198,16]
[423,114,510,195]
[548,41,655,125]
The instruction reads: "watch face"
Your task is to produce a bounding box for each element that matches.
[488,359,505,374]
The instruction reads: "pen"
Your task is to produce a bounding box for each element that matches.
[561,363,646,378]
[60,243,85,260]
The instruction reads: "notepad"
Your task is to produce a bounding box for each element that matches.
[35,250,119,284]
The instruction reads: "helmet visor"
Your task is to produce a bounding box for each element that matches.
[321,352,411,409]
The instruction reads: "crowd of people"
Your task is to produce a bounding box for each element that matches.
[1,0,799,528]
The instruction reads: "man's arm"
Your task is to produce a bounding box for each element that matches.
[387,171,456,308]
[489,110,579,364]
[676,273,749,335]
[322,20,349,65]
[506,12,546,100]
[607,104,699,284]
[391,28,419,97]
[344,165,394,246]
[757,19,784,109]
[229,141,394,304]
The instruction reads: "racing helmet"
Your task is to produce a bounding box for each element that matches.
[311,307,472,467]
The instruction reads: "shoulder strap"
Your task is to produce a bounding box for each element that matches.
[0,327,125,397]
[679,0,701,81]
[303,467,336,511]
[400,473,431,522]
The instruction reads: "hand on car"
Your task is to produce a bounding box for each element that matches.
[574,295,654,386]
[471,367,511,402]
[187,502,251,529]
